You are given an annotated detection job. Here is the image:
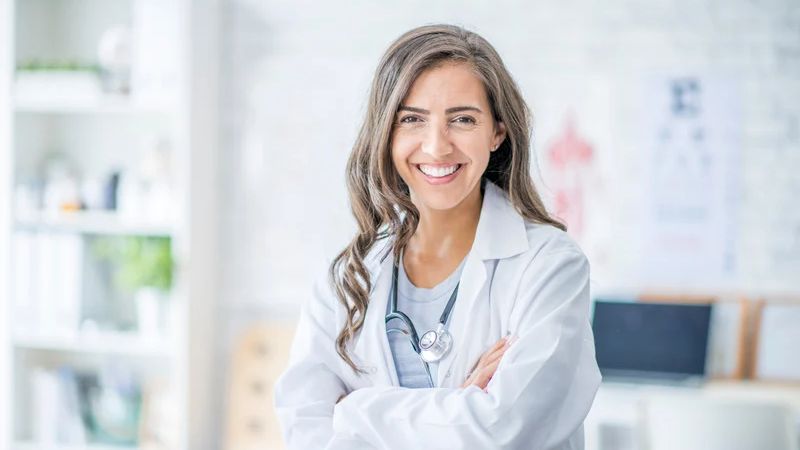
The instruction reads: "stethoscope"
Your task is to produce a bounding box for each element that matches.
[385,261,460,387]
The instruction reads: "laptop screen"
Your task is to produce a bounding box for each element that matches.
[591,300,712,379]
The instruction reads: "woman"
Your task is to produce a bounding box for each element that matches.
[274,24,600,449]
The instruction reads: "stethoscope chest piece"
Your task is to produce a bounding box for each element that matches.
[419,323,453,363]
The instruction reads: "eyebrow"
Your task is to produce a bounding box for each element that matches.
[398,105,483,114]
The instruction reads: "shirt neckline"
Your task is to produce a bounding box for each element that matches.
[398,250,467,302]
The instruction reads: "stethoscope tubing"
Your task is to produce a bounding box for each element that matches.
[385,261,460,387]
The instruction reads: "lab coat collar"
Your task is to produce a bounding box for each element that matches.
[367,180,530,268]
[471,180,530,261]
[355,180,531,386]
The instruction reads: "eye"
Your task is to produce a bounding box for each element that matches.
[453,116,476,125]
[399,115,422,124]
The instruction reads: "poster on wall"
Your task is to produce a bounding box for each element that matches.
[639,75,741,288]
[532,75,615,289]
[544,116,595,238]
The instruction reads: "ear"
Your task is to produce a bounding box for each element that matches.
[491,121,507,152]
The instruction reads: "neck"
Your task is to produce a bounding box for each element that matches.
[408,182,483,260]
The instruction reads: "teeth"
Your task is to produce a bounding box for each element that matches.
[419,164,460,178]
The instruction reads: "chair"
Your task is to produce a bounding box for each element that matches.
[225,323,296,450]
[639,394,799,450]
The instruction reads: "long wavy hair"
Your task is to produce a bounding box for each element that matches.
[329,24,565,373]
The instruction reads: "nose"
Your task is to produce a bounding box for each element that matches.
[420,121,453,158]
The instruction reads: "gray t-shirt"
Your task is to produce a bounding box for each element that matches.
[386,252,467,388]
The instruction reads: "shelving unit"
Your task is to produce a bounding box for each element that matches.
[11,331,173,358]
[13,97,168,115]
[14,210,174,237]
[13,443,136,450]
[1,1,219,449]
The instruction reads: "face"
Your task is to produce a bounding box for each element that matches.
[390,62,506,212]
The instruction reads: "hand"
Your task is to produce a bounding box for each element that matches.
[461,335,516,390]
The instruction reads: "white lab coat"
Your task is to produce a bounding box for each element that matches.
[274,181,601,450]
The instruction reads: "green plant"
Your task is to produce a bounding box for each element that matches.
[92,236,173,292]
[16,58,101,73]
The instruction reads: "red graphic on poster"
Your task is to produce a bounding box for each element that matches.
[545,116,594,236]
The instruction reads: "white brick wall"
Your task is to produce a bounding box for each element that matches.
[219,0,800,314]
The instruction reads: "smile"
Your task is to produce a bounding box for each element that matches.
[416,163,464,185]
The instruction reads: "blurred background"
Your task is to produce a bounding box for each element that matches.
[1,1,799,449]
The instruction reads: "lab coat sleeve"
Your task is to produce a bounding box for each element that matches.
[331,250,601,449]
[274,277,377,450]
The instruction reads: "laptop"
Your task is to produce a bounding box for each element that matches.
[591,299,713,386]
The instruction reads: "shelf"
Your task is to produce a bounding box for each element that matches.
[14,96,171,116]
[12,331,173,358]
[13,441,138,450]
[13,72,171,116]
[15,210,174,237]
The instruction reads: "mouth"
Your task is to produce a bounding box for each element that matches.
[415,163,464,185]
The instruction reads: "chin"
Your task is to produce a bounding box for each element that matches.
[410,180,482,212]
[416,194,466,211]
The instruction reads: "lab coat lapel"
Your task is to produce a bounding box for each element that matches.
[436,252,487,387]
[352,241,399,386]
[436,182,530,387]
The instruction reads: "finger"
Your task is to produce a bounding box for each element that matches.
[474,358,503,389]
[464,337,514,388]
[480,336,511,364]
[477,337,508,366]
[487,338,511,360]
[461,372,475,389]
[482,349,507,381]
[463,356,503,390]
[469,338,510,380]
[480,340,511,368]
[461,368,481,388]
[466,357,503,390]
[474,350,505,379]
[486,336,510,357]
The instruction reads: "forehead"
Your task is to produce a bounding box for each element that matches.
[402,61,490,108]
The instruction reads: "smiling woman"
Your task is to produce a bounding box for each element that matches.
[274,24,600,450]
[392,62,505,208]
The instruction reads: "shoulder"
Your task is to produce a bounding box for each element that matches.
[488,211,589,294]
[482,181,583,264]
[500,223,590,319]
[521,221,585,260]
[311,235,392,311]
[505,221,590,290]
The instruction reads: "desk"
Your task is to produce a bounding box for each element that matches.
[585,380,800,450]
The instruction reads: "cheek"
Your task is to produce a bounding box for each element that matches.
[455,137,492,169]
[390,136,416,171]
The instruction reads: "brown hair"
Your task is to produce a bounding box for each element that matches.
[330,24,565,373]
